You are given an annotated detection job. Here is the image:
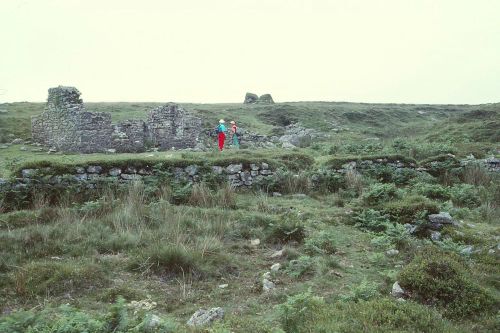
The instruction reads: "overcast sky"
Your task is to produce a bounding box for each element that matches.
[1,0,499,104]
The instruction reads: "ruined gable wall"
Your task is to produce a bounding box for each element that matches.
[147,103,202,149]
[31,87,202,153]
[31,86,113,153]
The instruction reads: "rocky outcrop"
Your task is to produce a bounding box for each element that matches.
[257,94,274,104]
[244,92,259,104]
[31,86,202,153]
[243,92,274,104]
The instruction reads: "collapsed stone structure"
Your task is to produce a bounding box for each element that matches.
[31,86,202,153]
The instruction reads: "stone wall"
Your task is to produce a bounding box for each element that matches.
[1,162,276,194]
[31,86,202,153]
[147,103,202,150]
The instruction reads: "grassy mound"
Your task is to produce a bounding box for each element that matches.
[398,247,497,318]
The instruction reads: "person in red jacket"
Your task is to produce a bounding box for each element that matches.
[216,119,227,151]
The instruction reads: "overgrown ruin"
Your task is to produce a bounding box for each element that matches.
[31,86,202,153]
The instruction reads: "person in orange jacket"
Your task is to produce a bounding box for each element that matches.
[230,120,240,149]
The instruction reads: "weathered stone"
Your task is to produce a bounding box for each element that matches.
[262,279,275,292]
[20,146,27,151]
[228,174,241,181]
[270,249,284,258]
[250,170,259,177]
[271,263,281,271]
[185,165,199,176]
[11,138,23,144]
[87,165,102,174]
[391,281,406,298]
[250,239,260,246]
[428,212,456,230]
[386,249,399,257]
[187,307,224,327]
[225,164,243,174]
[109,168,122,176]
[250,163,260,171]
[272,192,282,197]
[212,166,223,174]
[74,173,88,181]
[261,162,269,170]
[460,245,474,255]
[260,169,273,176]
[21,169,37,178]
[430,231,442,241]
[75,167,85,174]
[257,94,274,104]
[125,166,137,174]
[243,92,258,104]
[240,171,252,182]
[404,224,418,234]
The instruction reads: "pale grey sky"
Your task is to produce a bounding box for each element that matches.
[1,0,499,104]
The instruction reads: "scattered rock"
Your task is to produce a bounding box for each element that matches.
[20,146,27,151]
[271,263,281,271]
[430,231,442,241]
[106,149,116,154]
[218,284,228,289]
[460,245,474,256]
[391,281,406,298]
[0,145,8,149]
[147,314,161,329]
[386,249,399,257]
[187,307,224,327]
[272,192,282,197]
[270,249,284,258]
[11,138,23,144]
[250,239,260,246]
[428,212,456,229]
[404,224,418,234]
[262,279,275,292]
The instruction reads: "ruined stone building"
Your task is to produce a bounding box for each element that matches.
[31,86,202,153]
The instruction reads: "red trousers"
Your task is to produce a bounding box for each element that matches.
[218,132,226,151]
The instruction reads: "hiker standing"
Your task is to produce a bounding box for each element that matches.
[217,119,227,151]
[230,120,240,149]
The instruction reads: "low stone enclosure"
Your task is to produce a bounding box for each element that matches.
[1,153,497,212]
[31,86,202,153]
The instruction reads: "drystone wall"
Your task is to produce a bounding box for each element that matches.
[31,86,202,153]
